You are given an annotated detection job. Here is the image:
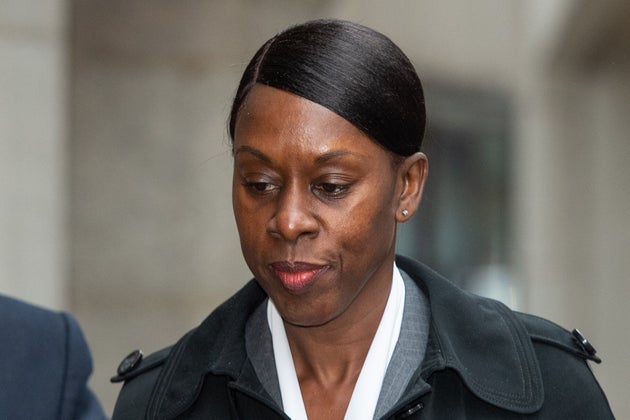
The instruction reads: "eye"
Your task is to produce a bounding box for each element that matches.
[243,181,279,195]
[313,182,350,198]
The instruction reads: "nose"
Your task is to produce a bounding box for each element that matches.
[267,184,319,242]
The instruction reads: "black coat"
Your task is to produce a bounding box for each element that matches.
[111,256,613,419]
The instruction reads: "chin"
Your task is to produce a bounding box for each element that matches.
[282,314,334,329]
[274,299,342,328]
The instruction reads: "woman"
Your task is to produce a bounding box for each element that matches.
[112,19,612,419]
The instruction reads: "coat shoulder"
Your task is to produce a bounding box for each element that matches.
[515,311,601,363]
[111,345,174,383]
[514,312,614,417]
[110,344,175,419]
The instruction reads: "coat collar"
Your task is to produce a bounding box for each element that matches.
[396,255,544,413]
[152,256,544,417]
[148,281,269,418]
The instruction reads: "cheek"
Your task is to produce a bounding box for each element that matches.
[331,188,397,255]
[233,182,266,226]
[233,191,264,252]
[234,214,266,277]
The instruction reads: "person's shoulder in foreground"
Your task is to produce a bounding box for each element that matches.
[110,255,614,419]
[0,294,107,420]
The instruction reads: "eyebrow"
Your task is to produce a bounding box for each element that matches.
[234,146,271,163]
[234,146,361,165]
[313,149,356,164]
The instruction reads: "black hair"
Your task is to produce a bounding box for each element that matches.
[228,19,425,157]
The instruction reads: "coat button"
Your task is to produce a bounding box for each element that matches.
[572,329,596,356]
[117,349,144,376]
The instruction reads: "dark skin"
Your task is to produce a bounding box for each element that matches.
[232,84,428,419]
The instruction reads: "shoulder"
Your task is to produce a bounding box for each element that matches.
[111,345,176,419]
[0,295,69,370]
[0,295,91,354]
[0,294,64,331]
[514,312,614,417]
[515,311,600,363]
[111,345,175,385]
[395,257,613,417]
[111,280,267,419]
[0,295,92,366]
[0,295,106,419]
[396,256,601,363]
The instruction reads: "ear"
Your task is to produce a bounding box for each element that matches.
[396,152,428,222]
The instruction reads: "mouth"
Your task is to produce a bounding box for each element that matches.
[269,261,330,293]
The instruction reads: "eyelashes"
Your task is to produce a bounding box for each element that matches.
[243,181,279,194]
[242,180,353,200]
[313,182,350,198]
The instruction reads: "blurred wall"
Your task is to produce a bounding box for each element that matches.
[1,0,627,417]
[515,0,630,415]
[0,0,68,309]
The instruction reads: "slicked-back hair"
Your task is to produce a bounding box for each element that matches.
[229,19,426,157]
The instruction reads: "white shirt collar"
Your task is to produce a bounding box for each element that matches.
[268,263,406,420]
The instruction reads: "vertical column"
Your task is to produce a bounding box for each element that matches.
[0,1,68,309]
[590,68,630,417]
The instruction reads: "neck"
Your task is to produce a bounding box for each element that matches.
[284,271,392,385]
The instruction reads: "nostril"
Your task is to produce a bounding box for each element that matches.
[268,187,320,241]
[269,208,318,242]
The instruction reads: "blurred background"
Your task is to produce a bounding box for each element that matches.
[2,0,628,416]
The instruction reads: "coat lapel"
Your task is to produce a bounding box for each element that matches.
[397,255,544,413]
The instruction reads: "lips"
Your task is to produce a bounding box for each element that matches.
[269,261,329,293]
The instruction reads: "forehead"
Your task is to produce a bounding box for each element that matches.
[233,84,386,159]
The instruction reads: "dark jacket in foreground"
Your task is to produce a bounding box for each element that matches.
[111,256,613,419]
[0,295,107,420]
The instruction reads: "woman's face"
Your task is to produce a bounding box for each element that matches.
[232,84,418,328]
